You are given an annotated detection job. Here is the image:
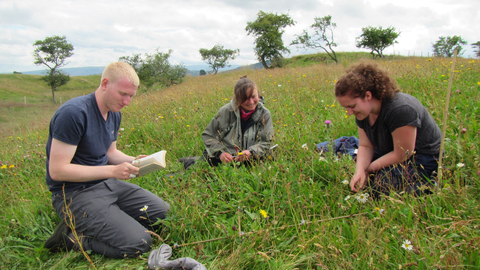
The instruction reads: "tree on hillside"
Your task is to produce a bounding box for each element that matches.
[119,53,142,71]
[432,36,467,57]
[472,41,480,58]
[246,11,295,69]
[199,44,240,74]
[290,15,338,63]
[199,69,207,76]
[33,35,74,104]
[120,49,187,88]
[355,26,400,58]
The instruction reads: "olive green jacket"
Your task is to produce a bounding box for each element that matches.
[202,99,274,159]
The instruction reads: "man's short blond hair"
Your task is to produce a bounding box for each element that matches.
[101,62,140,87]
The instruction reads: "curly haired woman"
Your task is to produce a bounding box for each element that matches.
[335,60,441,198]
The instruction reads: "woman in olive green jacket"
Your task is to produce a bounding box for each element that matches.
[202,76,274,166]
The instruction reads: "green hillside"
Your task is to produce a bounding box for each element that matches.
[0,55,479,269]
[0,74,100,138]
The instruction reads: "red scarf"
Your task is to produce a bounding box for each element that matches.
[240,107,255,121]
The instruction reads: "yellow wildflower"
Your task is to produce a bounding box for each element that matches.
[259,209,268,218]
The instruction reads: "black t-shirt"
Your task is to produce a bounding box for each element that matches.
[46,92,121,195]
[356,92,441,156]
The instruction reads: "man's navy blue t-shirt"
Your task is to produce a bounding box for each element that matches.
[46,92,121,195]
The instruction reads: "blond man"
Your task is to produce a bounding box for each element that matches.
[44,62,170,258]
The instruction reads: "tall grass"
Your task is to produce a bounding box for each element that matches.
[0,56,479,269]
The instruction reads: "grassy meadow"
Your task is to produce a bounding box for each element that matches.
[0,55,479,269]
[0,74,100,138]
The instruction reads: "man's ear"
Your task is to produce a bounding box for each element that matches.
[101,78,109,90]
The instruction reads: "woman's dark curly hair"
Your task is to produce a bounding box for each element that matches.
[335,60,400,100]
[233,76,259,110]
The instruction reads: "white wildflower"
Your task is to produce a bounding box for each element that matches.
[456,163,465,168]
[140,205,149,212]
[401,240,413,251]
[342,180,349,185]
[344,195,351,201]
[301,143,308,150]
[355,193,369,203]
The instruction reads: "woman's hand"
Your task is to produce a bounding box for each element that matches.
[350,170,368,192]
[220,152,235,163]
[235,150,252,162]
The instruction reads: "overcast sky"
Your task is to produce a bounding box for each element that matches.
[0,0,478,73]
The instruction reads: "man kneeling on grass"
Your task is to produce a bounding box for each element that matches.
[44,62,170,258]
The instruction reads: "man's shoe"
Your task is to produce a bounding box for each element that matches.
[44,219,72,251]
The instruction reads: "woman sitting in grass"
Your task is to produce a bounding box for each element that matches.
[335,60,441,198]
[202,76,274,166]
[182,76,274,170]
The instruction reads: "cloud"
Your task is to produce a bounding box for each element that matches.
[0,0,478,73]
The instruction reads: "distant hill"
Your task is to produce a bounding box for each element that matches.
[190,63,266,76]
[19,66,105,76]
[15,64,252,77]
[185,64,244,76]
[232,62,266,71]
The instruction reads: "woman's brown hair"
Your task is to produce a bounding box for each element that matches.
[233,76,260,110]
[335,60,400,100]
